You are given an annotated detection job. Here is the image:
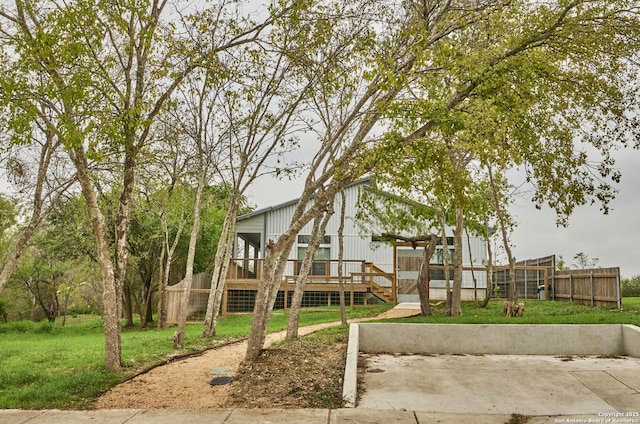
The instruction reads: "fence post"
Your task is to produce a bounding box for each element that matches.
[616,268,621,309]
[284,289,289,311]
[569,271,573,302]
[551,266,555,300]
[590,270,594,307]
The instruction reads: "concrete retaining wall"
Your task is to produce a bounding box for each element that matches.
[358,323,627,356]
[343,323,640,407]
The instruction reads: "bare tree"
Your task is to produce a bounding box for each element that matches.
[200,6,317,338]
[0,126,75,295]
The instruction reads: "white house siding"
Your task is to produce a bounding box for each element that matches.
[264,202,297,248]
[238,214,263,233]
[236,179,487,299]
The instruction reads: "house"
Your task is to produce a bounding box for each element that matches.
[227,178,488,311]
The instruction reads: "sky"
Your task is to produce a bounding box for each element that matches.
[245,146,640,279]
[2,145,637,279]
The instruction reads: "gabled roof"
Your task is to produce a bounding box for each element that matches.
[238,177,373,221]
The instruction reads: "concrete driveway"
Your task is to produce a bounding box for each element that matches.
[358,352,640,418]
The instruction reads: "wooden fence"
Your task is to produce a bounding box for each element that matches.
[553,267,622,308]
[165,273,211,324]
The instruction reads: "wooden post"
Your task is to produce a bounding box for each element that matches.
[543,269,549,301]
[569,271,573,302]
[616,268,622,309]
[222,286,228,317]
[590,270,594,307]
[352,265,358,308]
[392,242,398,303]
[363,279,368,306]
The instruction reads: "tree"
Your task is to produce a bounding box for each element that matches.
[355,183,443,316]
[621,276,640,297]
[385,233,440,316]
[242,0,394,361]
[285,203,334,339]
[0,107,76,297]
[0,0,207,370]
[365,0,640,317]
[336,190,348,325]
[200,2,317,338]
[486,165,521,316]
[572,252,600,269]
[169,67,226,348]
[13,253,65,322]
[8,207,98,323]
[243,0,513,362]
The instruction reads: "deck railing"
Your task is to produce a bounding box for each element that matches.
[227,258,395,302]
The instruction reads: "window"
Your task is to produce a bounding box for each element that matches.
[297,235,331,275]
[430,247,455,265]
[298,235,331,245]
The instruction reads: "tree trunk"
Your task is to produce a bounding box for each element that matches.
[438,211,452,316]
[69,146,122,371]
[202,196,239,338]
[156,240,167,329]
[417,236,438,316]
[113,149,136,326]
[123,284,134,327]
[142,277,154,327]
[174,174,205,349]
[245,185,339,364]
[244,236,292,362]
[486,165,520,317]
[465,227,478,305]
[450,207,464,316]
[286,206,333,339]
[337,190,347,326]
[157,214,186,329]
[479,220,493,309]
[0,133,63,296]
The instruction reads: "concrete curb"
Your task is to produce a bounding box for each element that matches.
[342,323,359,407]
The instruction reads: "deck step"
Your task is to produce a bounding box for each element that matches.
[370,282,393,302]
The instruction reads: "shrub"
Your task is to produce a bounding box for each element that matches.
[621,275,640,297]
[0,320,61,334]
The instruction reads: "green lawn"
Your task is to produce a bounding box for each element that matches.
[393,297,640,325]
[1,299,639,410]
[0,305,391,409]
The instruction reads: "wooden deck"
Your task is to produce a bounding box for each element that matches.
[164,259,395,322]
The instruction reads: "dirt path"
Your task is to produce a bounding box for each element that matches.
[93,306,418,410]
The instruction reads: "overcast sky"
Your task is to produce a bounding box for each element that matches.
[2,146,637,279]
[245,147,640,279]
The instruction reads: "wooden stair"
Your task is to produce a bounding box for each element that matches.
[369,281,393,302]
[355,262,395,303]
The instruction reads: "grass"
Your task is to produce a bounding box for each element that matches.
[1,299,639,410]
[0,304,391,410]
[388,298,640,325]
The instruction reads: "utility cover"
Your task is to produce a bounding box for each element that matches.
[209,376,233,386]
